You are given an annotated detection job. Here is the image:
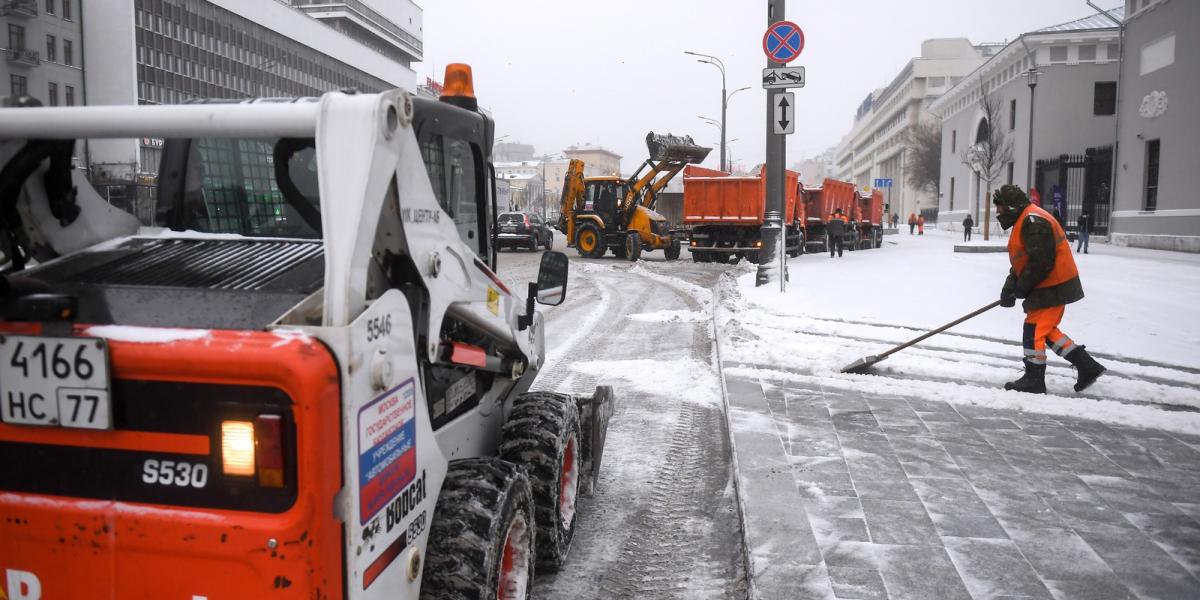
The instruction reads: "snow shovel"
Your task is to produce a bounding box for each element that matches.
[841,300,1003,374]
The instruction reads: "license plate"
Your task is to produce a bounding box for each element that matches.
[0,335,112,429]
[501,226,517,232]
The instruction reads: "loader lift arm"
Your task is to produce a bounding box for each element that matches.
[618,132,710,215]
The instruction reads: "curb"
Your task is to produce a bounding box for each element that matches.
[710,275,759,600]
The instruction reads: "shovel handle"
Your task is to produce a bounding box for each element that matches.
[875,300,1003,361]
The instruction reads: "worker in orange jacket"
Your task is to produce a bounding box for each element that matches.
[826,208,849,258]
[907,212,917,235]
[993,185,1106,393]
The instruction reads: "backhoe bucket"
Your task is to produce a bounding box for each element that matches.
[646,131,711,164]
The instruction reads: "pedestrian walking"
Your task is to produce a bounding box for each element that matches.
[993,185,1106,394]
[892,213,900,229]
[917,214,925,235]
[827,208,847,258]
[962,214,974,242]
[908,212,916,235]
[1076,211,1092,254]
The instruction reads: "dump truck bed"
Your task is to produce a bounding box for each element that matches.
[683,168,800,226]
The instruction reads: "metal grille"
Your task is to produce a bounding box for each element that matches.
[72,239,323,291]
[1035,145,1113,235]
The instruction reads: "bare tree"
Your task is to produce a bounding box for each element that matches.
[903,119,942,195]
[961,81,1014,240]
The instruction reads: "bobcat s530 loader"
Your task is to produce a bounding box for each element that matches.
[0,64,613,600]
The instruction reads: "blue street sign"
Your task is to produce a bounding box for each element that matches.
[874,178,893,188]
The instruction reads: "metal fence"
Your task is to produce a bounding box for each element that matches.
[1035,145,1113,235]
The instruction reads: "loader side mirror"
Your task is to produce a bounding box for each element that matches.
[535,251,568,306]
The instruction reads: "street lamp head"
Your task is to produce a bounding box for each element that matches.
[1024,67,1041,87]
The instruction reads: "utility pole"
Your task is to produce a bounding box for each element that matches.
[756,0,786,288]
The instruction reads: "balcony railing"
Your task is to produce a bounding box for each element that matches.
[290,0,423,56]
[5,48,41,67]
[0,0,38,18]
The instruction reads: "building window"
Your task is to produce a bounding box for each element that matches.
[62,0,71,20]
[1009,99,1017,130]
[951,130,957,153]
[1106,44,1120,61]
[1143,139,1160,211]
[1007,162,1014,185]
[1079,45,1097,61]
[45,34,56,62]
[48,82,58,106]
[44,0,53,14]
[8,24,26,51]
[1094,82,1117,115]
[65,85,74,106]
[10,74,28,97]
[63,39,73,66]
[949,177,955,211]
[1049,46,1068,63]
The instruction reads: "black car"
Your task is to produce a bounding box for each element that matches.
[497,212,554,251]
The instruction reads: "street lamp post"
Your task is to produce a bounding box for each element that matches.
[1024,67,1041,190]
[685,51,729,172]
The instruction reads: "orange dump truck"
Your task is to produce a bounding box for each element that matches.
[800,178,858,253]
[683,166,804,263]
[852,189,885,249]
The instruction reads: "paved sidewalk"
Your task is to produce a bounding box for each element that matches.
[722,367,1200,600]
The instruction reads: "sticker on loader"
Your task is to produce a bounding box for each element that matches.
[358,379,418,523]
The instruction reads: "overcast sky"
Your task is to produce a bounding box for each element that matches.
[415,0,1120,172]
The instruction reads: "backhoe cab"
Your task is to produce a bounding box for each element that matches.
[558,132,709,261]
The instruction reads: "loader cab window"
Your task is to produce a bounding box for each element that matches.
[157,137,321,239]
[420,133,487,256]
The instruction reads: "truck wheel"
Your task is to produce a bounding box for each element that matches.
[575,224,606,259]
[874,229,882,248]
[665,239,681,261]
[421,458,535,600]
[624,232,642,261]
[499,392,582,572]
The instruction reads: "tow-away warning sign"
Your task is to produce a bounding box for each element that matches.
[358,379,417,523]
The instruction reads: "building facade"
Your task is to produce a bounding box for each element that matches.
[834,39,997,224]
[83,0,420,187]
[1110,0,1199,251]
[2,0,84,113]
[931,10,1122,235]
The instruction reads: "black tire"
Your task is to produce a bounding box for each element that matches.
[543,235,553,250]
[575,223,606,259]
[499,392,583,572]
[624,232,642,262]
[874,229,883,249]
[421,458,536,600]
[664,239,681,261]
[528,237,538,252]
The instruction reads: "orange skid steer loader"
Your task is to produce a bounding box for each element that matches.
[0,65,613,600]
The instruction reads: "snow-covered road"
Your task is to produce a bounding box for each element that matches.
[496,240,748,599]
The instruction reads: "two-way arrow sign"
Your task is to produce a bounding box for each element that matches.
[773,92,795,135]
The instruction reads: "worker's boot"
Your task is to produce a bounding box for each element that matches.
[1065,346,1107,392]
[1004,359,1046,394]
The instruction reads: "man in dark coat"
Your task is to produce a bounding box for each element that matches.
[962,214,974,242]
[827,209,847,258]
[994,185,1106,393]
[1076,211,1092,254]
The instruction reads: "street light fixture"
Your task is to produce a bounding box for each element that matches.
[1024,66,1042,190]
[685,50,730,172]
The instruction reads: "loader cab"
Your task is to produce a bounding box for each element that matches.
[583,176,627,230]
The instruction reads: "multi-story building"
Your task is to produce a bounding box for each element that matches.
[833,39,997,224]
[83,0,421,193]
[931,9,1122,235]
[2,0,84,113]
[1110,0,1199,251]
[495,161,545,214]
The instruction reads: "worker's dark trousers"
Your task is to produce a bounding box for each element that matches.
[829,236,843,257]
[964,228,972,242]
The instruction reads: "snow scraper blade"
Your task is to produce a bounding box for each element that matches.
[840,300,1003,374]
[646,131,711,164]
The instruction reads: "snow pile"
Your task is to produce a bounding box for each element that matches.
[627,309,709,323]
[718,230,1200,434]
[570,358,721,406]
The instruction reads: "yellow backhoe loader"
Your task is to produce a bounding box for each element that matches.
[556,132,710,261]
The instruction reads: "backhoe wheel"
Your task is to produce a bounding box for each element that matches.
[665,239,681,261]
[624,232,642,262]
[499,392,583,572]
[421,458,535,600]
[575,224,606,259]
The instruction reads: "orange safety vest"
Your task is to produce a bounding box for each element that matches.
[1008,203,1078,289]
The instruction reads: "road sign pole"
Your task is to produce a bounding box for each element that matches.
[757,0,786,289]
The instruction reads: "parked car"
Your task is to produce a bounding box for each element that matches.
[498,211,554,251]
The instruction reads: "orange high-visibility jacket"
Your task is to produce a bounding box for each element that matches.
[1009,203,1079,290]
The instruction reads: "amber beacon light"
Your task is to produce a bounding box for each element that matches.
[440,63,478,110]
